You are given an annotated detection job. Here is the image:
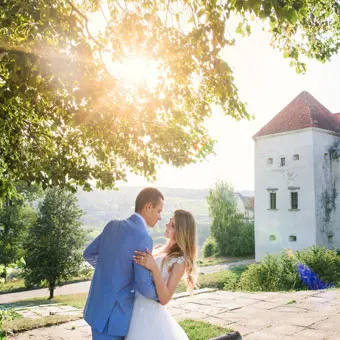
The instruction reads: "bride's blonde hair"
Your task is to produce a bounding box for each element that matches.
[158,210,198,294]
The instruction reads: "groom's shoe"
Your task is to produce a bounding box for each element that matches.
[210,331,242,340]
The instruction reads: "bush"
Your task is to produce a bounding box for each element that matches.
[238,246,340,292]
[0,309,22,340]
[296,246,340,286]
[238,252,304,292]
[228,222,255,257]
[223,271,239,291]
[0,311,5,340]
[202,237,217,258]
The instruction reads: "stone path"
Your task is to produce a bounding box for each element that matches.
[7,288,340,340]
[9,303,82,319]
[0,260,255,304]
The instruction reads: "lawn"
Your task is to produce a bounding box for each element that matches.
[180,319,234,340]
[196,256,253,267]
[0,274,93,295]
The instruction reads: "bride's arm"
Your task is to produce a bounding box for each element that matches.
[134,250,185,305]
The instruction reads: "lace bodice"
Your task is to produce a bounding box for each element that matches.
[155,255,184,285]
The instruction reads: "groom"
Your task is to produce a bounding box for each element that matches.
[83,187,164,340]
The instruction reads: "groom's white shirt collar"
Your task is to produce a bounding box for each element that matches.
[133,212,148,231]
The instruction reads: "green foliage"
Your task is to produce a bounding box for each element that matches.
[0,1,339,198]
[0,311,5,340]
[23,187,86,299]
[0,309,22,339]
[179,319,232,340]
[238,246,340,292]
[207,181,254,256]
[238,252,304,292]
[202,237,217,258]
[222,271,239,291]
[296,246,340,286]
[0,183,40,282]
[227,221,255,257]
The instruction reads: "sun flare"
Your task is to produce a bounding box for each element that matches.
[105,53,161,89]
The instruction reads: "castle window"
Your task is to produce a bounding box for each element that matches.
[291,192,298,210]
[280,157,286,166]
[293,154,299,161]
[269,235,276,241]
[267,158,273,165]
[289,235,297,242]
[270,192,277,209]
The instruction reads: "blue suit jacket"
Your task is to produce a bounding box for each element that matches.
[83,214,158,336]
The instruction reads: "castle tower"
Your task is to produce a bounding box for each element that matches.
[253,91,340,260]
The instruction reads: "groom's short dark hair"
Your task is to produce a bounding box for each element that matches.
[135,187,164,212]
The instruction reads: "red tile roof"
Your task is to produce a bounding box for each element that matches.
[253,91,340,138]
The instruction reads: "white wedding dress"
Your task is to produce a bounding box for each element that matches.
[125,256,189,340]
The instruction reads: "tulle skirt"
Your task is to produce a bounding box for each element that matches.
[125,293,188,340]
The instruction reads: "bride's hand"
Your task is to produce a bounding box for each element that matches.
[134,248,157,272]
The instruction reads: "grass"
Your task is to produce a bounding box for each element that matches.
[179,319,233,340]
[1,293,89,311]
[0,274,93,295]
[287,299,296,304]
[2,314,81,334]
[176,265,249,293]
[196,256,253,267]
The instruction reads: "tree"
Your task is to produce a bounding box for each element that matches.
[0,183,41,282]
[0,1,339,198]
[207,180,254,256]
[24,187,85,299]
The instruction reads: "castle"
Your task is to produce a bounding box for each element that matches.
[253,91,340,260]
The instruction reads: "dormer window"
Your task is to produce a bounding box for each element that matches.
[293,154,299,161]
[280,157,286,166]
[267,158,273,165]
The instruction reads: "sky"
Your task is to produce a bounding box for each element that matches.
[89,13,340,192]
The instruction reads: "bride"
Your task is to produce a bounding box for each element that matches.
[125,209,198,340]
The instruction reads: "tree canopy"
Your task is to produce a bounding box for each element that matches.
[0,0,339,197]
[207,180,254,256]
[24,187,85,299]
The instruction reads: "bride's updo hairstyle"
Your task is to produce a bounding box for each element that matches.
[162,210,198,294]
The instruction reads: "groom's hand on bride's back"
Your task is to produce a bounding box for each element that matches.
[133,236,158,300]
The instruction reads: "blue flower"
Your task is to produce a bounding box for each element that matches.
[297,263,335,290]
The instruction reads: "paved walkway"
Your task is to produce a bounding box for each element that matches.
[0,260,255,304]
[7,288,340,340]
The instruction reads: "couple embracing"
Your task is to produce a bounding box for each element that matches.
[83,187,198,339]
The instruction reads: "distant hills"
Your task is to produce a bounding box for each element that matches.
[77,186,253,252]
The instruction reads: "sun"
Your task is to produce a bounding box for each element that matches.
[104,53,161,89]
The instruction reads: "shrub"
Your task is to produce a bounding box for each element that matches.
[296,246,340,287]
[0,309,22,340]
[202,237,217,258]
[228,221,255,257]
[238,246,340,292]
[223,271,239,291]
[0,311,5,340]
[238,252,304,292]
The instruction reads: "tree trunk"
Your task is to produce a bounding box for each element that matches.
[49,283,55,299]
[3,266,7,284]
